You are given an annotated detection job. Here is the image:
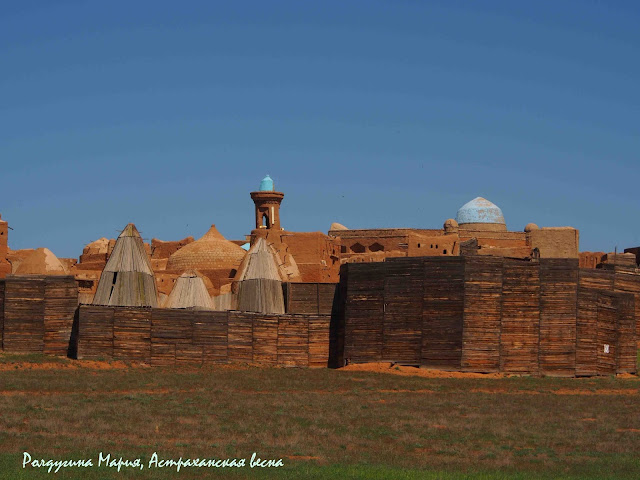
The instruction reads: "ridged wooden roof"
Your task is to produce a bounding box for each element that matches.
[164,271,214,310]
[92,223,158,307]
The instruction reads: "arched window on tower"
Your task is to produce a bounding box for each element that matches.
[262,213,269,228]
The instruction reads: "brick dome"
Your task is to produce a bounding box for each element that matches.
[166,225,246,272]
[14,247,69,275]
[456,197,505,226]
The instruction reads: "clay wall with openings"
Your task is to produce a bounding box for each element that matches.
[579,252,606,269]
[280,232,341,282]
[408,233,458,257]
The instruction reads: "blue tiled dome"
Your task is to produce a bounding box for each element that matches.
[259,175,274,191]
[456,197,505,225]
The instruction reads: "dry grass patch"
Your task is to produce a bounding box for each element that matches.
[0,354,638,479]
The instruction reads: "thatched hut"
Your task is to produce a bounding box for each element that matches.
[164,271,214,310]
[92,223,158,307]
[235,237,285,314]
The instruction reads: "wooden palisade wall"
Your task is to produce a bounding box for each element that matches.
[2,275,78,355]
[344,257,637,376]
[77,306,332,368]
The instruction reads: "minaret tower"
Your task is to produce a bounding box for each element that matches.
[0,214,11,278]
[250,175,284,231]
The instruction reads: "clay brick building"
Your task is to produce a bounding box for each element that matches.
[0,175,635,306]
[0,215,11,278]
[330,197,580,264]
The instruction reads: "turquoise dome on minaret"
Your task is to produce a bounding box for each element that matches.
[259,175,274,191]
[456,197,505,225]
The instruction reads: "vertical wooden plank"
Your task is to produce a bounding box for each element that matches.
[462,257,503,373]
[613,272,640,346]
[253,314,278,365]
[308,315,331,367]
[287,284,320,314]
[596,292,618,376]
[3,276,46,353]
[228,312,253,363]
[150,309,192,366]
[113,307,151,362]
[382,258,423,365]
[422,257,465,369]
[539,259,578,377]
[317,283,337,315]
[500,260,540,374]
[615,292,636,375]
[43,276,79,356]
[344,262,385,363]
[576,270,613,376]
[278,315,309,367]
[194,311,228,364]
[77,305,114,360]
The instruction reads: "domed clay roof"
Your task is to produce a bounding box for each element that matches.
[166,225,246,272]
[14,248,69,275]
[456,197,505,225]
[524,223,539,232]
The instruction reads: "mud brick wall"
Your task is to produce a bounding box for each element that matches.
[76,307,332,368]
[2,275,78,355]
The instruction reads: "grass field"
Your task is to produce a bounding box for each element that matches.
[0,353,638,479]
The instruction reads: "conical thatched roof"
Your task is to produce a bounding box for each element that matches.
[92,223,158,307]
[164,271,214,310]
[14,248,69,275]
[236,237,285,314]
[237,237,282,281]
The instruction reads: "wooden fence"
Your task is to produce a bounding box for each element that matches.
[1,267,637,377]
[1,275,78,356]
[284,283,338,315]
[76,306,332,368]
[344,257,638,376]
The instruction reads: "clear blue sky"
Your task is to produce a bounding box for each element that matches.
[1,1,638,258]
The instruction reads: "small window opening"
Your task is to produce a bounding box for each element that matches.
[370,242,384,252]
[351,243,366,254]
